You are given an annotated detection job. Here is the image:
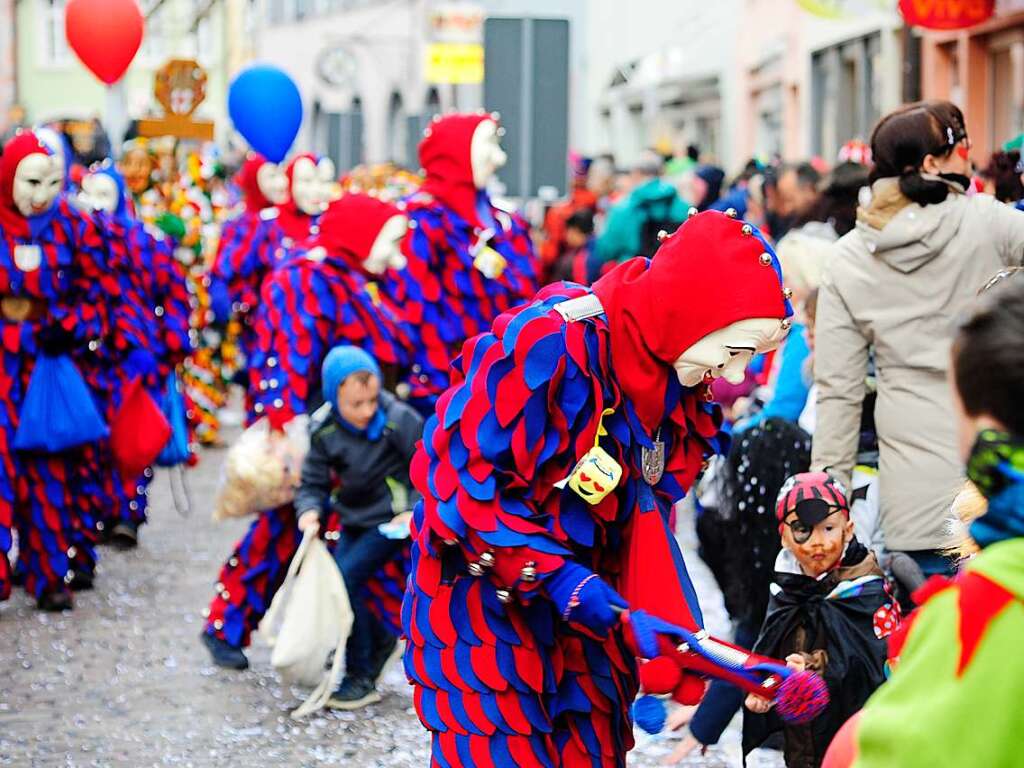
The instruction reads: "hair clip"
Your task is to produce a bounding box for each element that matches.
[947,126,955,146]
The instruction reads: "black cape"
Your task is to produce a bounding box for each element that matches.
[742,540,891,768]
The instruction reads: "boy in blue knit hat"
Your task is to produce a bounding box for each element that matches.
[295,345,423,710]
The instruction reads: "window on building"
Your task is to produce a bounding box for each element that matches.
[811,33,882,160]
[40,0,71,66]
[988,40,1024,150]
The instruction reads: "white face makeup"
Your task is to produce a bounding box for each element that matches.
[290,157,323,215]
[256,162,289,206]
[12,153,64,217]
[470,120,507,190]
[81,174,121,214]
[673,318,789,388]
[364,215,409,274]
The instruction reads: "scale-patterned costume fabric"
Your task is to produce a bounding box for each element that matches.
[386,113,538,409]
[0,133,116,599]
[206,195,413,647]
[78,167,193,533]
[404,211,792,767]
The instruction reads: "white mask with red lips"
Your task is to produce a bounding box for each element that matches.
[672,318,790,387]
[12,152,64,217]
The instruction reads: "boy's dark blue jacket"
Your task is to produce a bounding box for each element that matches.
[295,391,424,528]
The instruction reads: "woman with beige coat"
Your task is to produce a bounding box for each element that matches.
[813,101,1024,575]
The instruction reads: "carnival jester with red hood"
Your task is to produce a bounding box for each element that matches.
[74,162,194,548]
[207,153,289,363]
[0,131,122,610]
[403,210,805,766]
[202,193,414,668]
[388,112,538,415]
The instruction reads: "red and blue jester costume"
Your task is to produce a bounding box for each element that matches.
[387,113,538,413]
[207,153,282,365]
[0,132,119,606]
[204,194,413,650]
[403,211,793,766]
[79,164,193,542]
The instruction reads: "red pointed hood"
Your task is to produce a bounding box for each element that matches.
[418,112,493,228]
[235,152,271,214]
[276,152,317,241]
[592,210,791,433]
[314,193,404,274]
[0,131,55,238]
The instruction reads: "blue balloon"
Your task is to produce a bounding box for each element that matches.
[228,64,302,163]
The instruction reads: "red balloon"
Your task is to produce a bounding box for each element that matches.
[65,0,144,85]
[822,710,862,768]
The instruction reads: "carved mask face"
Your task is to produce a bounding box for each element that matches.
[316,157,339,204]
[12,152,63,216]
[120,148,154,196]
[290,157,322,215]
[363,214,409,274]
[256,162,288,206]
[470,119,507,190]
[672,318,788,387]
[81,173,121,214]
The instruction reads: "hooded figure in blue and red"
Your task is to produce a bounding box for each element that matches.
[203,193,414,663]
[387,112,538,415]
[403,210,794,766]
[74,162,193,547]
[0,131,121,610]
[206,153,288,360]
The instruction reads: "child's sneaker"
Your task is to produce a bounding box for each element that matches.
[326,676,381,710]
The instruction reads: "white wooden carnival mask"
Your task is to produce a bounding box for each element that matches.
[256,162,289,206]
[290,157,322,216]
[364,215,409,275]
[316,157,340,205]
[672,318,790,388]
[81,173,121,214]
[12,152,63,218]
[470,119,507,190]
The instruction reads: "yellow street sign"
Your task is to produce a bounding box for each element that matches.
[425,42,484,84]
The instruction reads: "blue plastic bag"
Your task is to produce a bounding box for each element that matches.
[13,354,109,452]
[156,371,191,467]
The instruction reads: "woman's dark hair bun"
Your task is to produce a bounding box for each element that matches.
[870,100,966,207]
[898,173,950,205]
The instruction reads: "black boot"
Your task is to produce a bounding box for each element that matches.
[37,589,73,612]
[200,632,249,670]
[110,522,138,550]
[68,571,94,592]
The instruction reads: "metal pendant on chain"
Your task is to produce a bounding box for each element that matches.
[641,428,665,486]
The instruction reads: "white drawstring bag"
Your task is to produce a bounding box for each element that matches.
[259,527,353,717]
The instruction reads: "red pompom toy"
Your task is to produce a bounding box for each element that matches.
[639,657,681,694]
[673,673,707,706]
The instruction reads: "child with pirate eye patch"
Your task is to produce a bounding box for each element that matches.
[742,472,898,768]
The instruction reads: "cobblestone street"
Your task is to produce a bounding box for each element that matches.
[0,427,779,768]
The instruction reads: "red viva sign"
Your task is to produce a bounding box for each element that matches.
[899,0,995,29]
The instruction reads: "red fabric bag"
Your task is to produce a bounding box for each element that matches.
[110,378,172,479]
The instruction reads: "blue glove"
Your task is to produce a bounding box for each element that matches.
[208,278,232,325]
[627,609,693,659]
[545,562,627,637]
